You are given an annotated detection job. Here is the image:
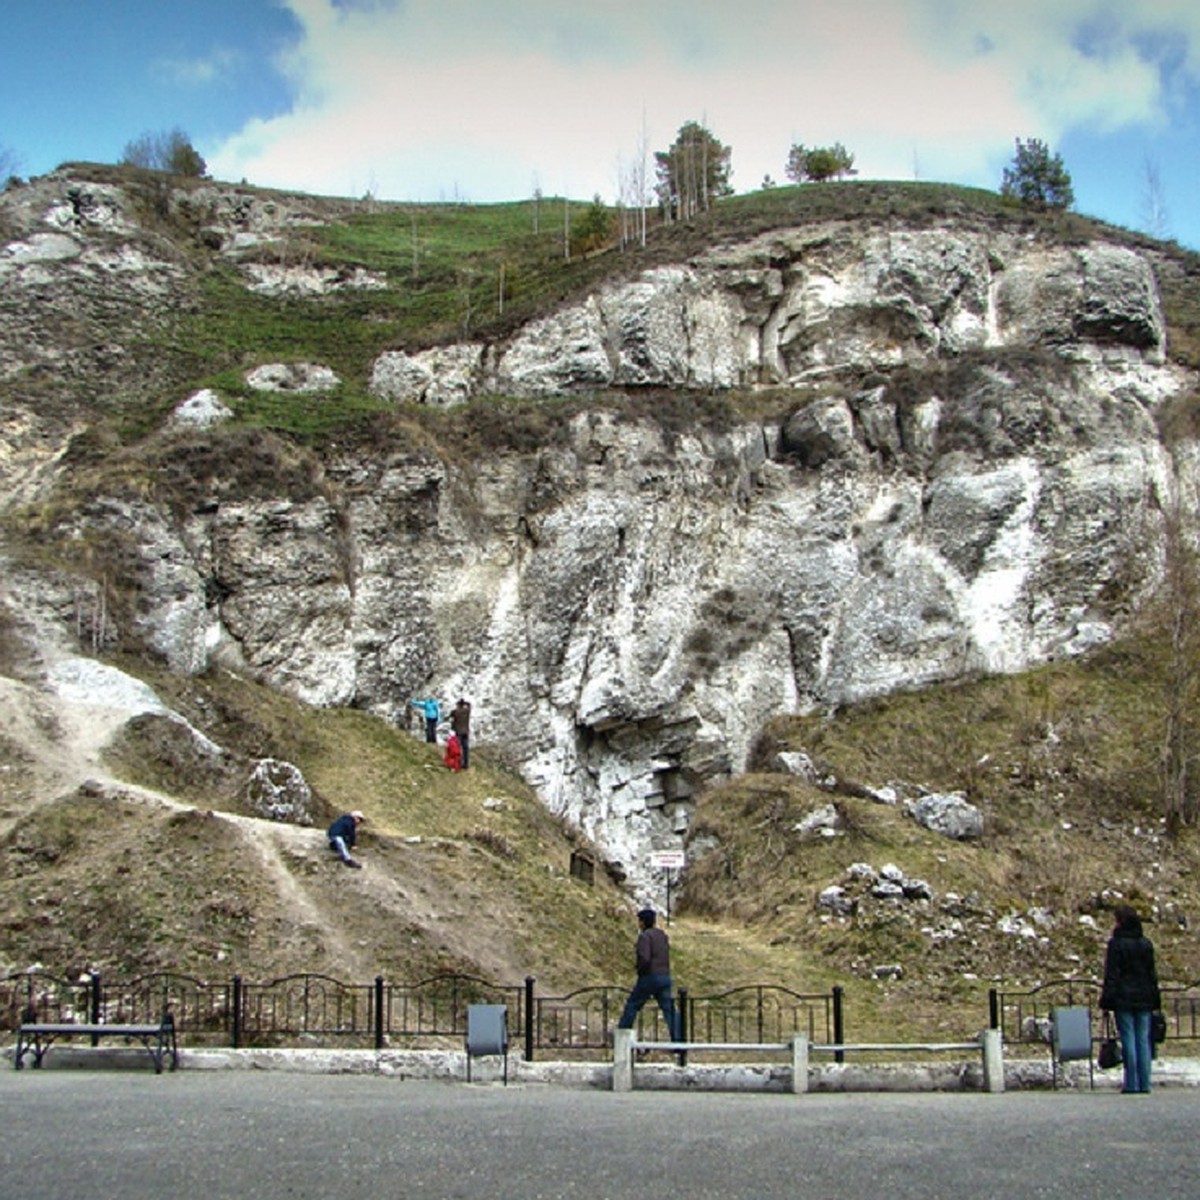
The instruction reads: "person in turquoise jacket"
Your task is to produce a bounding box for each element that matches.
[411,696,441,743]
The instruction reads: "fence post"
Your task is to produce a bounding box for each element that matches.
[832,986,845,1064]
[374,975,385,1050]
[981,1027,1005,1093]
[790,1034,809,1095]
[90,971,101,1046]
[524,976,535,1061]
[613,1027,634,1092]
[988,987,1000,1030]
[232,975,242,1049]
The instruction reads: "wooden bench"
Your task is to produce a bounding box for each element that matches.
[15,1015,178,1074]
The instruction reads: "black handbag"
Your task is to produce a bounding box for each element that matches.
[1098,1013,1122,1070]
[1152,1010,1167,1044]
[1098,1037,1121,1069]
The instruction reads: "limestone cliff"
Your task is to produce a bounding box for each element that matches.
[2,167,1197,893]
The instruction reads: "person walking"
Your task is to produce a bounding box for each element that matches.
[1100,904,1161,1093]
[451,697,472,769]
[616,908,680,1040]
[327,811,365,869]
[411,696,441,744]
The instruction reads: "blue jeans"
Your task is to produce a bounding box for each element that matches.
[1115,1009,1153,1092]
[617,974,680,1040]
[329,835,353,863]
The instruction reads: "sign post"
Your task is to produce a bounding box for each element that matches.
[648,850,686,924]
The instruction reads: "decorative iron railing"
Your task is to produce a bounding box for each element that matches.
[988,977,1099,1045]
[682,983,842,1047]
[0,970,842,1060]
[1157,982,1200,1041]
[989,977,1200,1045]
[103,971,232,1036]
[384,973,527,1044]
[531,984,630,1053]
[0,970,93,1027]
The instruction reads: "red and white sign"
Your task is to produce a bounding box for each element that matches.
[649,850,686,869]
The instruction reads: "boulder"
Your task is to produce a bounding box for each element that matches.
[243,758,315,825]
[907,792,984,840]
[245,362,340,393]
[170,389,232,429]
[794,803,842,838]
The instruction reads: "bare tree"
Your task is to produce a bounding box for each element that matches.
[631,118,650,247]
[1158,502,1200,833]
[457,267,476,336]
[1140,155,1172,242]
[121,127,207,177]
[615,125,651,252]
[0,144,21,185]
[616,154,633,250]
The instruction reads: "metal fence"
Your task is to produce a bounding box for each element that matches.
[530,984,628,1054]
[989,977,1200,1046]
[684,984,843,1046]
[0,970,841,1060]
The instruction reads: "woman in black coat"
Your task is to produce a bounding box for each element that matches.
[1100,905,1161,1093]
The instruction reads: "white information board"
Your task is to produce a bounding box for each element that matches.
[649,850,686,869]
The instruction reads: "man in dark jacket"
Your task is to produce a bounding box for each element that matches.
[1100,904,1161,1093]
[327,811,365,869]
[616,908,680,1040]
[451,698,472,769]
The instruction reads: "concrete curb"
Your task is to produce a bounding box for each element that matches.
[8,1044,1200,1090]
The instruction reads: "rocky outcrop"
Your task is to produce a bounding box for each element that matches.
[366,234,1170,403]
[69,378,1174,886]
[1,169,1197,893]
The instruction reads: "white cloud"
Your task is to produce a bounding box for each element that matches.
[153,47,240,89]
[206,0,1200,202]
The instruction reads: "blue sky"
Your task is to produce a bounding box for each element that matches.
[3,0,1199,249]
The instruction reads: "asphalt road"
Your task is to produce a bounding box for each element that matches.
[1,1070,1195,1200]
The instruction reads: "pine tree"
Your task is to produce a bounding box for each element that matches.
[1000,138,1073,211]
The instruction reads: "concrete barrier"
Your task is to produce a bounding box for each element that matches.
[11,1038,1200,1091]
[613,1029,1004,1094]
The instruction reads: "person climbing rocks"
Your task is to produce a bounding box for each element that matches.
[327,810,365,869]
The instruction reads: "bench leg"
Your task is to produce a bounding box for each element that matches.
[138,1034,163,1074]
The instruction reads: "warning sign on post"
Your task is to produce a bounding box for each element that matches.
[649,850,686,870]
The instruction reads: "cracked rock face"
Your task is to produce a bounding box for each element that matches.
[77,384,1176,889]
[366,232,1167,406]
[2,171,1196,894]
